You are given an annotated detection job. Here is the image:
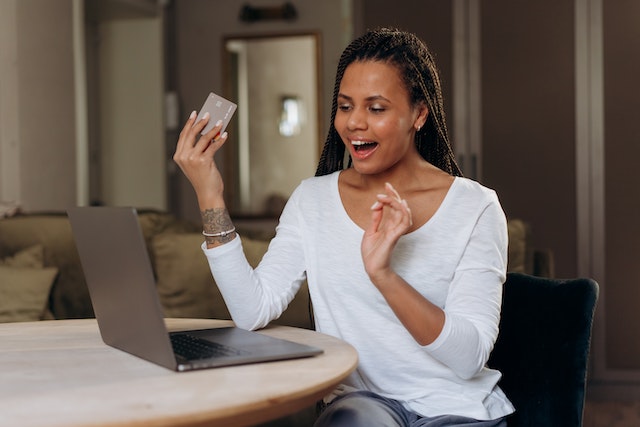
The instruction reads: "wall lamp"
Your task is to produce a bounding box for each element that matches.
[279,95,303,137]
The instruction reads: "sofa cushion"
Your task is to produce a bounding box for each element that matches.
[151,232,312,329]
[0,245,58,322]
[138,210,199,248]
[0,214,90,319]
[0,211,201,320]
[0,244,44,268]
[0,266,58,322]
[507,219,533,275]
[151,232,230,319]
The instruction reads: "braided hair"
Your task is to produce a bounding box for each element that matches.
[315,28,462,177]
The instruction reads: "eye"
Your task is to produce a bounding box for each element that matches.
[338,103,352,112]
[369,105,386,113]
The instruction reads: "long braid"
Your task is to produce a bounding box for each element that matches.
[315,28,462,177]
[315,31,376,175]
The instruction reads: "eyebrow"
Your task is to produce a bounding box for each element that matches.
[337,93,391,103]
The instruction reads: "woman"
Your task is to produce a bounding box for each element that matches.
[174,28,514,427]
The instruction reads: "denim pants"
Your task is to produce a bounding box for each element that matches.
[314,391,508,427]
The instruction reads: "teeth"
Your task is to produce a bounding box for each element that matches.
[351,140,373,146]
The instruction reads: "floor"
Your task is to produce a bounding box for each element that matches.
[584,400,640,427]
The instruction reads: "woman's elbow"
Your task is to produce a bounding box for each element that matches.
[232,317,268,331]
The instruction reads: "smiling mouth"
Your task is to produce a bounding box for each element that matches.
[350,140,379,160]
[351,140,378,152]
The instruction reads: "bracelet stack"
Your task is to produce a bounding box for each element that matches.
[202,227,236,238]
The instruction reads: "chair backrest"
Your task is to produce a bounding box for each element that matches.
[488,272,599,427]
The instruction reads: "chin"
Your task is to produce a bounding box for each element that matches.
[351,162,384,176]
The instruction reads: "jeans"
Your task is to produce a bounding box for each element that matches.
[314,391,508,427]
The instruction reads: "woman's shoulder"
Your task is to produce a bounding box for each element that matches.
[295,171,339,191]
[289,171,340,202]
[452,176,498,198]
[446,176,502,212]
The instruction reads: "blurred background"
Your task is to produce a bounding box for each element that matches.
[1,0,639,416]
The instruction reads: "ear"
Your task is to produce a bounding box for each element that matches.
[414,103,429,131]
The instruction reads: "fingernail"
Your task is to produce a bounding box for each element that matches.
[220,131,228,139]
[377,194,386,199]
[189,110,196,119]
[216,120,223,127]
[203,112,210,120]
[371,201,381,210]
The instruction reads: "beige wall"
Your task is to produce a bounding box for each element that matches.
[96,18,165,210]
[0,0,165,212]
[0,0,77,211]
[0,0,352,217]
[173,0,353,222]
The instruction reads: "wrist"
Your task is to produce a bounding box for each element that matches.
[367,268,397,288]
[200,207,236,247]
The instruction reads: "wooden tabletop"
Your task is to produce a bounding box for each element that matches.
[0,318,358,427]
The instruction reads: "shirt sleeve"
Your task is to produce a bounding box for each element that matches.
[424,196,508,379]
[201,187,308,331]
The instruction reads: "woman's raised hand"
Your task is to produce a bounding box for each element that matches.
[361,182,413,284]
[173,111,229,208]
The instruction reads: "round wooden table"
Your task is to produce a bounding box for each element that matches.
[0,319,358,427]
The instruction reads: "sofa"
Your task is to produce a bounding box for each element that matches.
[0,210,551,325]
[0,210,313,327]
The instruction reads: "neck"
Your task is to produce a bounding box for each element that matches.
[351,159,437,192]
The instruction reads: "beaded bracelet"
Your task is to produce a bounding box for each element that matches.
[202,227,236,238]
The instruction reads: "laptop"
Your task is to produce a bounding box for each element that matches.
[67,206,322,372]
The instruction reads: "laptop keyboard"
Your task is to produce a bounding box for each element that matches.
[170,334,249,360]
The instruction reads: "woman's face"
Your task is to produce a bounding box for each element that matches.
[334,60,427,176]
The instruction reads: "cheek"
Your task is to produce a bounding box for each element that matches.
[333,114,349,142]
[371,117,401,137]
[333,114,345,131]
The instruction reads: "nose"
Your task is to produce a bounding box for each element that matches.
[346,107,367,131]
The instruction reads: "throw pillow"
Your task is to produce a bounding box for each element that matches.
[0,244,44,268]
[507,219,530,274]
[151,233,271,320]
[151,233,231,319]
[0,266,58,322]
[0,245,57,322]
[0,201,21,218]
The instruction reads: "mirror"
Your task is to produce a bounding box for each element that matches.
[223,33,322,218]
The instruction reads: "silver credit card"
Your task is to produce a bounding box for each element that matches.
[195,92,237,135]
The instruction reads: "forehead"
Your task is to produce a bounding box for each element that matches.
[339,60,406,97]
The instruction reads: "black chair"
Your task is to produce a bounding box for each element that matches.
[488,272,599,427]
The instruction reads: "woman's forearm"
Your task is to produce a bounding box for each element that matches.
[201,207,237,247]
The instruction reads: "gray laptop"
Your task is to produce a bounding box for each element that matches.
[67,206,322,372]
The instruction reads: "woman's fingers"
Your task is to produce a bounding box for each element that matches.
[385,182,402,202]
[177,110,223,144]
[374,193,408,214]
[174,111,228,173]
[175,111,197,153]
[202,119,225,142]
[372,183,413,229]
[176,111,228,155]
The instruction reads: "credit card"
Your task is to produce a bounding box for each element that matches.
[195,92,237,135]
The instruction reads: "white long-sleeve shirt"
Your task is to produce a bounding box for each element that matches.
[202,171,515,420]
